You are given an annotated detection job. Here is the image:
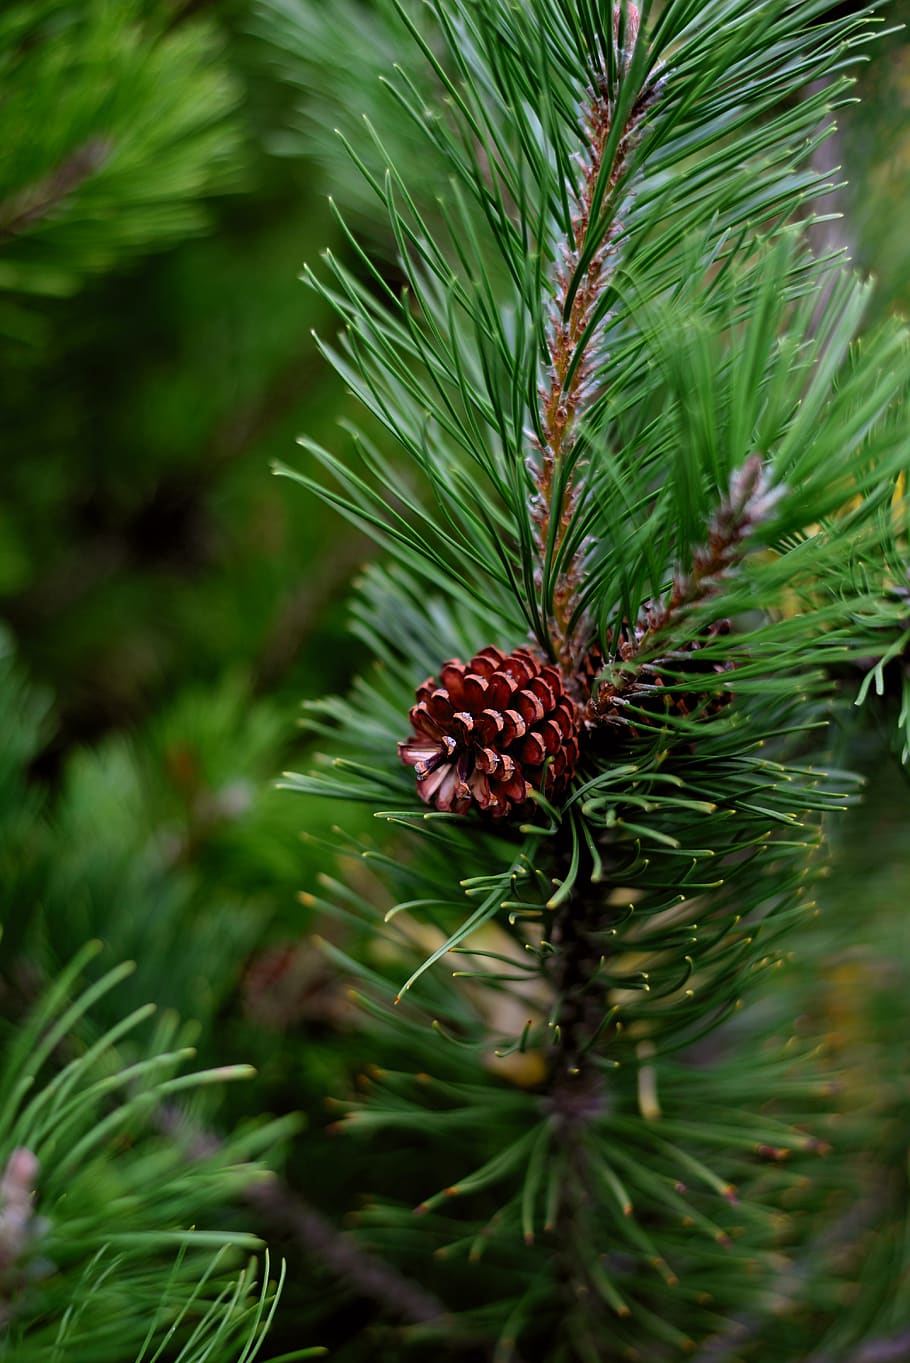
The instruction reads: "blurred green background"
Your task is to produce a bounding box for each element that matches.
[2,1,909,1358]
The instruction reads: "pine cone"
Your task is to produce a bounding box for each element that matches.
[399,646,581,818]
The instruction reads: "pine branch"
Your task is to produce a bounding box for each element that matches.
[638,455,783,643]
[158,1103,455,1334]
[0,944,303,1359]
[0,2,244,299]
[586,453,783,725]
[247,1179,451,1329]
[543,834,626,1349]
[532,4,656,676]
[271,0,910,1355]
[0,138,113,241]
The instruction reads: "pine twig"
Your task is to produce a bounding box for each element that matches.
[639,454,783,648]
[585,453,781,725]
[156,1104,451,1330]
[245,1177,448,1327]
[532,5,655,678]
[541,832,621,1343]
[0,140,113,241]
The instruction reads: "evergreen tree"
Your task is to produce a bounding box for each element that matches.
[0,3,323,1355]
[269,1,910,1359]
[0,0,243,317]
[4,0,910,1359]
[0,633,318,1361]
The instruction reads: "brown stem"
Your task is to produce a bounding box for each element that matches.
[642,455,778,647]
[0,140,113,242]
[532,8,650,678]
[542,832,619,1346]
[246,1177,449,1327]
[585,454,781,724]
[548,867,612,1083]
[156,1105,452,1332]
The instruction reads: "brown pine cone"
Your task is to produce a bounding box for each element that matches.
[399,646,581,818]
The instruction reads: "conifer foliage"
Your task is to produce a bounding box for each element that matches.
[0,0,242,306]
[0,636,318,1362]
[276,1,910,1358]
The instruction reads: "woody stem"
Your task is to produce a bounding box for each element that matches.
[532,10,648,678]
[545,830,618,1344]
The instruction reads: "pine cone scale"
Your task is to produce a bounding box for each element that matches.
[501,710,526,744]
[475,709,503,743]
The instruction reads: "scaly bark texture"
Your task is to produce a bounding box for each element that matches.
[586,455,781,726]
[532,5,649,679]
